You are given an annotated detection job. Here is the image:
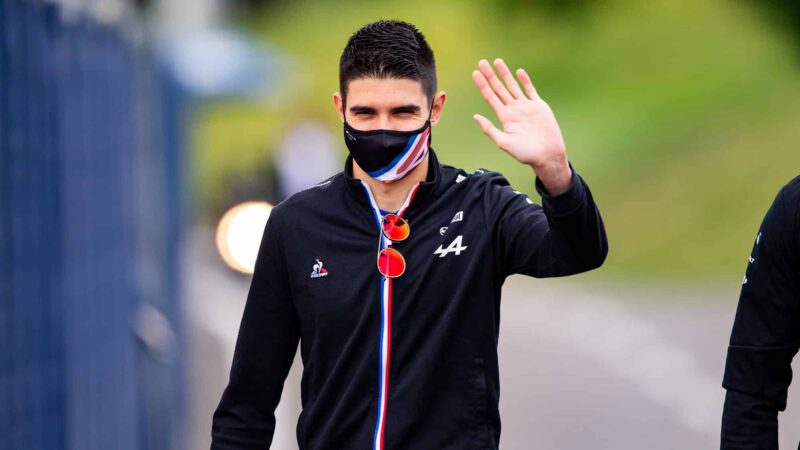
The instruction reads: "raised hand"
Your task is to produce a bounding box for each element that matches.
[472,58,572,195]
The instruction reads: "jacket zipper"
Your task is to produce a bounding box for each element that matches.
[359,181,420,450]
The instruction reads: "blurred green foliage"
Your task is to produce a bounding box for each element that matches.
[192,0,800,280]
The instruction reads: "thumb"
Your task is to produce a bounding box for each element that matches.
[473,114,506,147]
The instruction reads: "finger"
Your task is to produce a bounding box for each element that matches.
[494,58,525,100]
[516,68,540,101]
[478,59,513,104]
[471,70,504,115]
[473,113,507,147]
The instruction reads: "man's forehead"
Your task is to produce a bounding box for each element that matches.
[346,77,427,107]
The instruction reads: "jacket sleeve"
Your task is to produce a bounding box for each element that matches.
[211,208,301,449]
[482,163,608,278]
[721,182,800,450]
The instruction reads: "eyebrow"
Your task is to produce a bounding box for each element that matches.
[349,104,422,114]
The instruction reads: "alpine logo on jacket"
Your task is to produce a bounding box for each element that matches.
[434,235,468,258]
[310,258,328,278]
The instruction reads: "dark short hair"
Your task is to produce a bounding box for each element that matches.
[339,20,437,105]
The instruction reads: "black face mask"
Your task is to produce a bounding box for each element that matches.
[342,101,433,183]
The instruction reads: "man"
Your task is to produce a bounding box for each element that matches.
[721,176,800,449]
[212,20,608,449]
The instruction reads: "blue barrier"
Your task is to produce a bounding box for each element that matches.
[1,1,186,449]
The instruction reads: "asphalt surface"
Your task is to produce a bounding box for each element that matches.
[182,225,800,449]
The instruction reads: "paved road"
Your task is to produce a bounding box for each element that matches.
[181,225,800,449]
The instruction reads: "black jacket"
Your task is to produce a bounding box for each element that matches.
[211,148,608,449]
[722,176,800,450]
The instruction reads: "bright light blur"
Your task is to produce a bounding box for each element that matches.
[216,201,273,274]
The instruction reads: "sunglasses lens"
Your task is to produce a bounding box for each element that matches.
[377,247,406,278]
[382,214,410,241]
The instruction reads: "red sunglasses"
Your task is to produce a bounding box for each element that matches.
[377,213,410,278]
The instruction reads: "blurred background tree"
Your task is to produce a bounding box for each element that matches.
[745,0,800,51]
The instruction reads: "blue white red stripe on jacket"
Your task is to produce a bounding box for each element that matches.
[360,181,419,450]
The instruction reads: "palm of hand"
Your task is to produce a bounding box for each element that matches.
[472,58,567,168]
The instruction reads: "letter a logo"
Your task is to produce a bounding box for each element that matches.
[434,235,468,258]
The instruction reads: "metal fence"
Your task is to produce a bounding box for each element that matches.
[1,1,186,449]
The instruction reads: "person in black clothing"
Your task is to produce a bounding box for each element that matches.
[211,20,608,449]
[722,176,800,449]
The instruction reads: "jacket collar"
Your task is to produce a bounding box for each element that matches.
[343,147,443,212]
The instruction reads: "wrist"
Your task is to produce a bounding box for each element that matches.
[531,156,571,195]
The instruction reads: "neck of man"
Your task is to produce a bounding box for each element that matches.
[352,153,430,213]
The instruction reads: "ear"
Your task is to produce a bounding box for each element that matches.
[430,91,447,126]
[333,92,345,123]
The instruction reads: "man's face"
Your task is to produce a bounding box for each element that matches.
[334,77,444,132]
